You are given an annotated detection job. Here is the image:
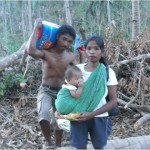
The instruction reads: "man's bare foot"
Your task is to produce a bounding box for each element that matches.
[55,130,63,147]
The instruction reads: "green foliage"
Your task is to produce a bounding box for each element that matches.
[0,82,6,96]
[7,34,23,54]
[0,71,26,96]
[1,0,150,56]
[3,72,25,88]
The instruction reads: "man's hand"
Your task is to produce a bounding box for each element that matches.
[34,18,42,30]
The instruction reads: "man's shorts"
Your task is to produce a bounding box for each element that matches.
[70,117,112,149]
[37,85,60,129]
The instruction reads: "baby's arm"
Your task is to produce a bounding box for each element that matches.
[70,79,84,98]
[70,86,83,98]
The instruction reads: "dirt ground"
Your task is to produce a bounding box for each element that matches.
[0,95,150,149]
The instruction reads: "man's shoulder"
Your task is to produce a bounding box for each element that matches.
[66,51,75,60]
[67,51,74,56]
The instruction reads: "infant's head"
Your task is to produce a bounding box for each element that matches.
[65,66,83,86]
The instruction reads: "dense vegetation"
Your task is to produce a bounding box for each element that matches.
[0,0,150,56]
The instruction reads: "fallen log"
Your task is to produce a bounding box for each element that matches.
[0,42,26,72]
[104,135,150,149]
[117,98,150,112]
[110,53,150,67]
[134,114,150,130]
[59,135,150,149]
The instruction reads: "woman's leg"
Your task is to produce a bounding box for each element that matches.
[70,121,88,149]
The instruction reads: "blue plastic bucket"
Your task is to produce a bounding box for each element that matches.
[36,21,80,52]
[74,34,80,53]
[36,21,59,50]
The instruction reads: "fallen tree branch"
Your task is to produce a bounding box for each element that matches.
[18,51,28,72]
[118,91,131,101]
[134,114,150,130]
[60,135,150,149]
[117,98,150,112]
[110,53,150,67]
[124,67,143,109]
[145,93,150,98]
[0,42,26,72]
[104,135,150,149]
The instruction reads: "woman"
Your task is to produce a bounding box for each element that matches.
[70,35,118,149]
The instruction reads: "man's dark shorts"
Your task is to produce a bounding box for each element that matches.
[70,117,112,149]
[37,85,60,129]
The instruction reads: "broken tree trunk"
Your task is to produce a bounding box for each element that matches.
[59,135,150,149]
[111,53,150,67]
[0,42,26,72]
[104,135,150,149]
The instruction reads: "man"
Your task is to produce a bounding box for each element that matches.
[26,18,84,149]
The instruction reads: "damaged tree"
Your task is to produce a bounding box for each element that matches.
[0,43,26,72]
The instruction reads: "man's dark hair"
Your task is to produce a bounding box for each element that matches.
[65,66,81,81]
[57,25,76,40]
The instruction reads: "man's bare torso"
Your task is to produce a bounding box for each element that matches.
[42,49,74,87]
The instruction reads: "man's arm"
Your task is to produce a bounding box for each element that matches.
[26,18,45,59]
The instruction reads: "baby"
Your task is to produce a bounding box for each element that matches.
[62,65,84,98]
[55,66,84,131]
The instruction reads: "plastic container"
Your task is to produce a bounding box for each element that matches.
[73,34,80,53]
[36,21,59,50]
[36,21,80,52]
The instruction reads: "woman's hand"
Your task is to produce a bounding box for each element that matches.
[75,112,95,122]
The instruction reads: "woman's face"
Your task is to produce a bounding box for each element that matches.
[85,40,102,63]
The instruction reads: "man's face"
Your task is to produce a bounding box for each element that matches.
[57,34,74,50]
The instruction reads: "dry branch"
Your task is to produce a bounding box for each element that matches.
[134,114,150,129]
[105,135,150,149]
[0,42,26,72]
[118,98,150,112]
[59,135,150,149]
[111,53,150,67]
[124,66,143,109]
[145,93,150,98]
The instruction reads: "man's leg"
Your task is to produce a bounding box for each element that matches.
[54,129,63,147]
[37,87,55,148]
[40,120,54,147]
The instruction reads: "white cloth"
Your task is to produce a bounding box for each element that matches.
[62,84,77,90]
[57,119,70,132]
[76,63,118,117]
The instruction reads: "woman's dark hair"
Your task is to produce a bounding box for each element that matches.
[57,25,76,40]
[84,35,108,67]
[65,66,81,81]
